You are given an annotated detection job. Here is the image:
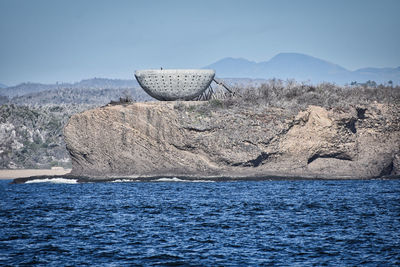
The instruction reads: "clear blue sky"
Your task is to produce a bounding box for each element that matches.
[0,0,399,85]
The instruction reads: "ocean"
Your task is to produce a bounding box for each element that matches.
[1,179,399,266]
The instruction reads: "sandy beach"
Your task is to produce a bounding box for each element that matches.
[0,168,72,180]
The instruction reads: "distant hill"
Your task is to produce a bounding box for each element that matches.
[10,87,152,106]
[0,83,7,88]
[205,53,400,85]
[0,78,139,98]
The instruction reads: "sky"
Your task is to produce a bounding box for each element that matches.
[0,0,399,85]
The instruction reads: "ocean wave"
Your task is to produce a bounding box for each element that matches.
[25,178,78,184]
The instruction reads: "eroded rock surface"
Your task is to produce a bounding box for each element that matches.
[64,102,400,179]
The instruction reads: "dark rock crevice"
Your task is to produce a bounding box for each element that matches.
[344,118,357,134]
[379,161,394,176]
[232,152,271,167]
[243,140,256,146]
[307,152,353,164]
[81,152,96,165]
[171,143,196,151]
[356,107,367,119]
[182,126,216,133]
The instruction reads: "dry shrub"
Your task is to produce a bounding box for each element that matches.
[212,79,399,110]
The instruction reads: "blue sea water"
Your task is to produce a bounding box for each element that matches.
[1,179,399,266]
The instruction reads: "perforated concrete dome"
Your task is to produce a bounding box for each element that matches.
[135,69,215,101]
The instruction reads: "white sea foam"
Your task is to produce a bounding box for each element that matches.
[155,177,215,182]
[25,178,78,184]
[111,179,141,183]
[155,177,184,182]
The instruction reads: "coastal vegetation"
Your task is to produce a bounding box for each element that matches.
[0,104,88,169]
[204,79,399,113]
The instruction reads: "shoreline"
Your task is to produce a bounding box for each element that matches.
[10,173,400,184]
[0,169,71,180]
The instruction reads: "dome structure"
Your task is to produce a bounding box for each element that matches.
[135,69,215,101]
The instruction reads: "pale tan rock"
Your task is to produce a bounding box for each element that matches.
[64,102,400,179]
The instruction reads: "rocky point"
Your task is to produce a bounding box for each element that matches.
[63,102,400,179]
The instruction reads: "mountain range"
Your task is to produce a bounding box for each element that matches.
[0,53,398,98]
[205,53,400,85]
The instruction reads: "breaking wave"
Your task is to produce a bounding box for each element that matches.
[25,178,78,184]
[112,179,141,183]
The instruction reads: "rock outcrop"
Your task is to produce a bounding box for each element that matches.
[64,102,400,179]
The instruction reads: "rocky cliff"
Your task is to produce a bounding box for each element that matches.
[64,102,400,179]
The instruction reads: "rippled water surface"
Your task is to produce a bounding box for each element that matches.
[1,179,399,266]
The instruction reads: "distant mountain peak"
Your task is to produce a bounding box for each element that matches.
[205,53,399,85]
[269,52,346,69]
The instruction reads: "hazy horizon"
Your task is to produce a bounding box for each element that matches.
[1,0,399,85]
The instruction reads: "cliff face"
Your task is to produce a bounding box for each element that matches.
[64,102,400,179]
